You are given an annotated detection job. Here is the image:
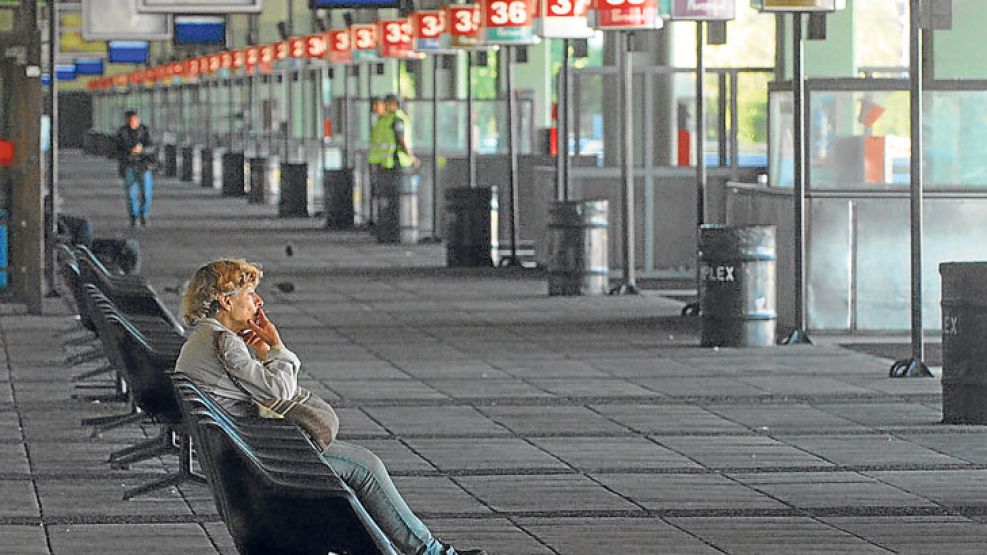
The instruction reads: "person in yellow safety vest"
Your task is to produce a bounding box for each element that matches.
[366,97,388,226]
[369,94,417,170]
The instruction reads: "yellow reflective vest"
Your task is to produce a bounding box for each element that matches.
[368,109,412,169]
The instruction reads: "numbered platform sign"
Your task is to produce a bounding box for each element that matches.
[208,53,223,73]
[539,0,595,39]
[328,30,353,65]
[244,46,260,68]
[275,41,291,61]
[481,0,538,45]
[590,0,663,30]
[444,4,482,49]
[304,34,328,58]
[412,11,450,53]
[669,0,735,20]
[379,19,419,59]
[351,24,379,62]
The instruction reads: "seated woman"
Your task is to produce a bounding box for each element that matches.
[175,259,485,555]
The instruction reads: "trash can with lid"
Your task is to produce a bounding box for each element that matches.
[546,199,608,296]
[279,162,308,218]
[698,224,777,348]
[324,168,354,230]
[445,187,493,267]
[941,262,987,423]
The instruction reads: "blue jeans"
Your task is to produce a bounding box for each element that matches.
[123,167,153,219]
[321,440,446,555]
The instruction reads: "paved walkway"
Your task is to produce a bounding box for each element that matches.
[2,150,986,554]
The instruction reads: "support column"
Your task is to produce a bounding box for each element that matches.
[7,63,45,313]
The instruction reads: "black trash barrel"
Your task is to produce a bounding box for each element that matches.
[279,162,308,217]
[547,199,609,296]
[941,262,987,423]
[222,151,246,196]
[247,157,266,204]
[180,147,194,182]
[200,148,214,189]
[163,144,178,178]
[445,187,493,267]
[325,168,354,230]
[374,170,418,244]
[698,224,776,348]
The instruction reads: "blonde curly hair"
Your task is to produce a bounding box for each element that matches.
[181,259,264,326]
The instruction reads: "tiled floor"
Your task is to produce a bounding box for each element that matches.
[1,151,984,553]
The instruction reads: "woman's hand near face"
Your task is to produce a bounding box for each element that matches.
[242,328,272,360]
[245,308,283,353]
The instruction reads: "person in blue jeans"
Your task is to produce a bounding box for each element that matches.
[175,259,487,555]
[116,110,154,227]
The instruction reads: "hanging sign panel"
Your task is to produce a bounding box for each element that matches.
[82,0,172,41]
[174,16,227,46]
[590,0,663,30]
[412,11,450,52]
[275,41,291,61]
[350,24,379,62]
[136,0,263,13]
[759,0,845,11]
[379,19,418,59]
[245,46,261,67]
[481,0,538,44]
[328,29,354,64]
[107,41,149,64]
[305,34,328,58]
[669,0,735,20]
[539,0,595,38]
[444,4,482,49]
[55,64,78,81]
[75,58,104,76]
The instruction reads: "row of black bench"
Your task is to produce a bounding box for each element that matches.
[56,244,399,555]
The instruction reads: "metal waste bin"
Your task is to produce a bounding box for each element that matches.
[180,146,194,182]
[247,157,266,204]
[698,224,776,348]
[163,144,178,178]
[222,151,246,196]
[445,187,493,267]
[325,168,354,230]
[547,200,609,296]
[375,170,418,244]
[941,262,987,423]
[200,148,214,189]
[279,162,308,217]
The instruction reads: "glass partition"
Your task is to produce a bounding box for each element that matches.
[770,82,987,190]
